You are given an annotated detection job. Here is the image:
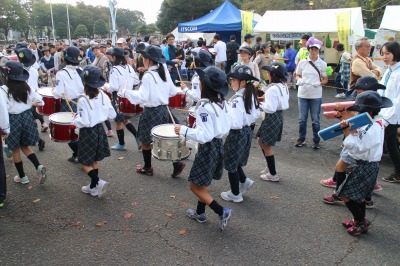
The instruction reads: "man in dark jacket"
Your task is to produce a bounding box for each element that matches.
[225,35,240,74]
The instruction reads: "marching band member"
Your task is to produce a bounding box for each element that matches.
[220,65,260,203]
[104,47,141,151]
[73,66,116,198]
[174,66,232,231]
[336,91,392,236]
[0,78,9,207]
[121,45,186,177]
[1,61,47,185]
[17,48,47,151]
[258,62,290,182]
[53,46,84,163]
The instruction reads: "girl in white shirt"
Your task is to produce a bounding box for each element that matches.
[0,82,9,207]
[0,61,47,185]
[73,66,116,198]
[258,62,290,182]
[174,66,232,231]
[220,65,260,203]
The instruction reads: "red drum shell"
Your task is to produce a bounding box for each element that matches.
[169,94,186,109]
[49,112,78,143]
[37,87,61,116]
[187,113,196,128]
[117,96,143,115]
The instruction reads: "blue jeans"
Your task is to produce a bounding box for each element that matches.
[298,97,322,142]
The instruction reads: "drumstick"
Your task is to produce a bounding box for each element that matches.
[174,108,193,113]
[62,92,74,113]
[166,106,176,125]
[175,64,183,82]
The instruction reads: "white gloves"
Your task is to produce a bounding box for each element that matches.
[118,89,127,98]
[296,78,305,86]
[312,81,321,87]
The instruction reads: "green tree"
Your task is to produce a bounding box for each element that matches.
[0,0,28,41]
[93,19,109,37]
[74,24,89,37]
[55,21,68,39]
[137,23,158,36]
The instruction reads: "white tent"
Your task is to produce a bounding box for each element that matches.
[379,5,400,31]
[254,8,364,37]
[171,27,216,44]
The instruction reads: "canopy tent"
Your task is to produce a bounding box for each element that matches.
[178,0,259,43]
[254,8,364,38]
[171,28,216,45]
[379,5,400,31]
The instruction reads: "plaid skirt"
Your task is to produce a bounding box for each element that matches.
[61,98,78,113]
[138,105,169,145]
[112,93,131,122]
[78,123,111,165]
[336,161,379,203]
[224,126,252,172]
[188,138,224,187]
[257,110,283,146]
[6,109,39,150]
[31,106,44,121]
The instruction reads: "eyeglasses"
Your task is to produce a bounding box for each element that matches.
[362,45,371,48]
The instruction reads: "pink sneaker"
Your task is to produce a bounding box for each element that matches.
[320,177,336,188]
[373,183,382,193]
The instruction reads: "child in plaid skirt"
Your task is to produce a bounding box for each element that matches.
[220,65,260,203]
[174,66,232,231]
[73,66,116,198]
[1,61,47,186]
[336,91,392,236]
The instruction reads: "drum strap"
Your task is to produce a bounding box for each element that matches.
[0,85,8,98]
[77,95,93,109]
[61,68,72,80]
[228,94,243,104]
[112,66,122,75]
[143,71,158,84]
[194,99,220,117]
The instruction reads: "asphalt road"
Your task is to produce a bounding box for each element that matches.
[1,85,400,266]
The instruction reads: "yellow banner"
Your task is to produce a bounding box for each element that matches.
[336,12,351,52]
[241,11,253,39]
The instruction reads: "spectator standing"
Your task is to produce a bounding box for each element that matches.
[254,42,273,83]
[213,34,227,72]
[226,35,240,74]
[241,34,254,48]
[334,43,352,98]
[283,42,298,89]
[91,45,109,78]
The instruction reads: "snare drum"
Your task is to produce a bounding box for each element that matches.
[37,87,61,115]
[49,112,78,142]
[117,96,143,116]
[187,112,196,128]
[100,87,112,100]
[169,90,187,109]
[151,124,190,161]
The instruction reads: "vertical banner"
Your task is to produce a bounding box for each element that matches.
[241,11,253,39]
[336,11,351,52]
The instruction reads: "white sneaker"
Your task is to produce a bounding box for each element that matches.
[81,185,99,196]
[97,180,109,199]
[259,165,269,174]
[220,190,243,203]
[240,178,254,194]
[335,93,342,98]
[260,173,279,182]
[13,175,29,184]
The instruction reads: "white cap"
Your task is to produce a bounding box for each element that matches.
[309,43,321,49]
[117,38,126,44]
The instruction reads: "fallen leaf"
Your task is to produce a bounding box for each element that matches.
[169,195,176,199]
[33,198,41,203]
[131,202,138,206]
[271,195,280,200]
[95,220,108,227]
[118,157,125,160]
[70,221,85,228]
[123,227,132,232]
[179,229,186,235]
[165,213,174,218]
[124,212,134,219]
[6,175,10,178]
[27,186,33,190]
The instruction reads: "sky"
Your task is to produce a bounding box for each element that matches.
[47,0,164,24]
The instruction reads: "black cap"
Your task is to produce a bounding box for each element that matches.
[345,76,386,100]
[111,47,128,57]
[227,65,259,82]
[64,46,82,64]
[192,50,212,67]
[346,91,392,112]
[237,46,253,55]
[195,66,229,96]
[261,62,289,79]
[14,42,28,52]
[138,45,166,64]
[77,65,106,88]
[0,61,29,81]
[17,48,36,67]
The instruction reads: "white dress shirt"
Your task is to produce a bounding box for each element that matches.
[296,56,327,99]
[182,74,201,102]
[1,85,44,114]
[344,118,384,162]
[0,87,10,134]
[214,40,227,62]
[260,83,289,113]
[227,88,260,129]
[73,91,116,128]
[108,65,139,93]
[27,66,39,92]
[378,61,400,125]
[179,100,230,144]
[54,65,84,99]
[123,65,179,107]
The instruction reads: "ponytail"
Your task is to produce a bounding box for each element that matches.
[157,62,166,82]
[243,82,259,114]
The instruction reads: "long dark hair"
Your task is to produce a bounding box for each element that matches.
[380,41,400,62]
[201,83,224,103]
[243,82,259,114]
[84,84,99,99]
[113,55,127,66]
[7,79,31,103]
[156,62,166,82]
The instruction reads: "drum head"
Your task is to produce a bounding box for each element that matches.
[175,88,184,95]
[49,112,74,124]
[151,124,179,139]
[38,87,54,97]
